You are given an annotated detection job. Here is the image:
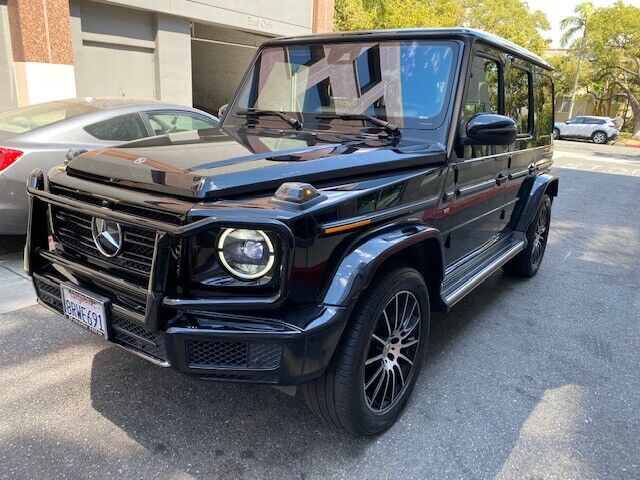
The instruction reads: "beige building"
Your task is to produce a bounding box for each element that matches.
[0,0,335,113]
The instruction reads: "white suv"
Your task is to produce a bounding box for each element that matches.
[553,116,619,144]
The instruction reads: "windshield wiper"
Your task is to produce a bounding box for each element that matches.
[314,113,401,137]
[236,108,303,131]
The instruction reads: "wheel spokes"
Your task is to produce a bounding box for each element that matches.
[363,290,422,413]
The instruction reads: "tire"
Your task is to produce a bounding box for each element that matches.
[504,194,552,278]
[592,131,608,144]
[552,128,560,140]
[302,265,430,436]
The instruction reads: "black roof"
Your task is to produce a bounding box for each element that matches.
[265,28,553,71]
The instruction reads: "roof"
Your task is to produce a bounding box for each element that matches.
[265,28,553,71]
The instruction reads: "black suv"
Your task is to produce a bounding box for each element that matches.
[25,29,557,435]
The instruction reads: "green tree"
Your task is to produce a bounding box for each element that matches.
[559,1,594,118]
[463,0,550,55]
[586,1,640,138]
[334,0,550,55]
[335,0,463,31]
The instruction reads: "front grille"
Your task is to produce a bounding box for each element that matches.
[52,207,156,279]
[34,277,63,312]
[49,184,183,224]
[186,340,282,370]
[111,313,167,361]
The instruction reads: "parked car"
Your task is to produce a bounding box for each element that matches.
[0,98,218,234]
[26,29,557,435]
[553,115,619,144]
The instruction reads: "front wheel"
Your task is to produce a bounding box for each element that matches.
[302,266,430,436]
[592,131,608,144]
[552,128,560,140]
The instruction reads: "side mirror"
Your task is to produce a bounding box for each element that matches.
[466,113,517,146]
[218,103,229,119]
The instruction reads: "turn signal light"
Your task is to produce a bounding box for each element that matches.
[0,147,24,173]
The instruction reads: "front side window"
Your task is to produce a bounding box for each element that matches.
[228,41,458,130]
[145,111,218,136]
[84,114,147,141]
[507,67,531,134]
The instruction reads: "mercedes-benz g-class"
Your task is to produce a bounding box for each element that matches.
[25,29,557,435]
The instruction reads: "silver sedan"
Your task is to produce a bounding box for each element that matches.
[0,98,218,234]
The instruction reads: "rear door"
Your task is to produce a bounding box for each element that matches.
[582,117,603,138]
[445,49,510,266]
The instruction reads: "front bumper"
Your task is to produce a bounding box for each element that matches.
[34,269,347,384]
[26,171,347,385]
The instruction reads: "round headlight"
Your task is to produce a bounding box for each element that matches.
[217,228,275,280]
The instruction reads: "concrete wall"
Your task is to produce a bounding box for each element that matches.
[97,0,313,37]
[0,1,17,110]
[191,23,268,113]
[70,0,192,105]
[5,0,76,106]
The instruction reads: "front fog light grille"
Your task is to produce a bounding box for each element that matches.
[186,340,282,370]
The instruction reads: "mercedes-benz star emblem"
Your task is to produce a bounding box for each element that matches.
[91,217,123,257]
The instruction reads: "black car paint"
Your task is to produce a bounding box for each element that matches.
[25,29,558,385]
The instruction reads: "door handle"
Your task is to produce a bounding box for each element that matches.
[495,174,507,186]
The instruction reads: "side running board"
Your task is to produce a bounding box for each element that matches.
[442,239,526,308]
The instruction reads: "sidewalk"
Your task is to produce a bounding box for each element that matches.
[0,252,37,314]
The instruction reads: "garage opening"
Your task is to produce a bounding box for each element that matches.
[191,23,271,115]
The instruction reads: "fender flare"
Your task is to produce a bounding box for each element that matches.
[322,224,444,308]
[513,172,559,232]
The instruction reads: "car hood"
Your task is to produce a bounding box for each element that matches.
[65,127,447,199]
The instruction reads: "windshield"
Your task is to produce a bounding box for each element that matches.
[227,40,458,131]
[0,101,99,134]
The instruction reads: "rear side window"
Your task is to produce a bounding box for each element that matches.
[85,114,148,141]
[0,101,99,134]
[585,118,606,125]
[535,74,554,137]
[463,56,500,118]
[507,67,531,134]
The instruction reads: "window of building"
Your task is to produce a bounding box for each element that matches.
[354,45,381,95]
[559,95,572,113]
[84,114,147,141]
[507,67,531,134]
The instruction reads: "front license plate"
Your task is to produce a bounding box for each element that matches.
[60,284,109,339]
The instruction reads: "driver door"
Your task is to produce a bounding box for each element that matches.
[444,51,510,266]
[563,116,584,136]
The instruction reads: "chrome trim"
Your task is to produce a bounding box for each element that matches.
[509,169,529,180]
[113,343,171,367]
[38,249,149,298]
[456,178,495,197]
[444,240,525,307]
[320,195,440,233]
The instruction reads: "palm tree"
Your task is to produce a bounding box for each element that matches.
[560,1,594,119]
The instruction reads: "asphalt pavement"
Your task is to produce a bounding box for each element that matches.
[0,140,638,479]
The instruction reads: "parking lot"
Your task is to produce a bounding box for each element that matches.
[0,140,638,479]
